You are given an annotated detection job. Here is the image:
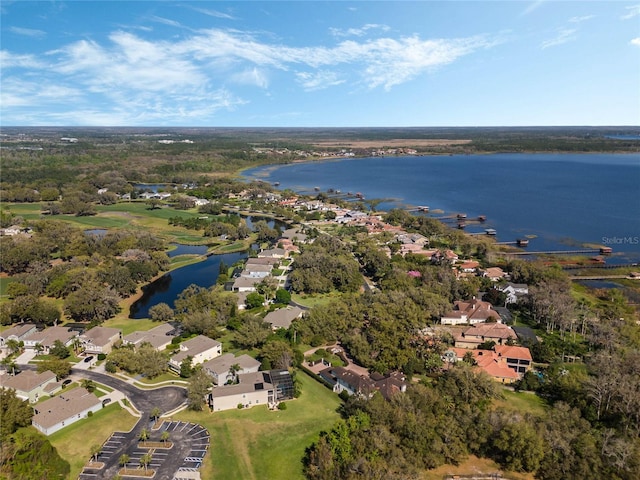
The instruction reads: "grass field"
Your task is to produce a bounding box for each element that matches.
[173,371,342,480]
[496,389,548,416]
[48,404,138,480]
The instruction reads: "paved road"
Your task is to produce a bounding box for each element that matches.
[70,367,187,416]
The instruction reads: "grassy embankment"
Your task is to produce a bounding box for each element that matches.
[165,371,343,480]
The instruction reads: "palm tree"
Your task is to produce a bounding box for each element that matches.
[139,452,153,472]
[139,428,149,444]
[6,339,21,356]
[90,444,101,463]
[227,363,242,384]
[1,357,18,376]
[150,407,161,424]
[118,454,129,471]
[81,379,96,393]
[71,337,82,355]
[34,343,44,356]
[161,430,170,446]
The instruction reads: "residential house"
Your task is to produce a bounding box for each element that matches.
[23,326,78,353]
[169,335,222,372]
[494,345,533,376]
[235,291,249,311]
[0,323,37,347]
[231,276,262,293]
[442,348,519,384]
[122,323,176,351]
[257,248,286,259]
[319,367,408,400]
[459,260,480,273]
[245,257,280,266]
[431,249,459,265]
[263,306,304,330]
[241,264,272,278]
[0,370,60,403]
[440,298,501,325]
[280,227,307,243]
[32,387,102,436]
[202,353,261,385]
[208,369,294,411]
[497,283,529,304]
[80,326,121,355]
[483,267,507,281]
[454,322,518,349]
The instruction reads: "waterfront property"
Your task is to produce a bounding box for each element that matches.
[122,322,176,351]
[454,323,518,349]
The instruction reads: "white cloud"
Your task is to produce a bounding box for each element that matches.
[569,15,595,23]
[296,70,345,91]
[187,6,235,20]
[621,5,640,20]
[631,37,640,47]
[541,28,577,49]
[330,24,390,38]
[9,26,46,38]
[520,1,546,17]
[149,15,183,28]
[231,68,269,88]
[1,26,499,124]
[0,50,45,68]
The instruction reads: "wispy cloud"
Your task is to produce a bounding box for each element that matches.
[631,37,640,47]
[520,1,546,17]
[187,6,235,20]
[149,15,183,28]
[621,4,640,20]
[330,24,390,38]
[569,15,595,24]
[541,28,577,49]
[0,27,498,124]
[9,26,47,38]
[296,70,345,91]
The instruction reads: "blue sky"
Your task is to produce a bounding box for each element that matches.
[1,1,639,127]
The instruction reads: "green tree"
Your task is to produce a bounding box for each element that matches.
[49,339,71,359]
[491,422,544,472]
[161,430,170,445]
[187,368,211,411]
[37,358,72,378]
[275,288,291,305]
[81,379,96,393]
[180,355,194,378]
[245,292,265,309]
[0,388,33,438]
[90,444,102,463]
[119,453,130,470]
[149,302,174,322]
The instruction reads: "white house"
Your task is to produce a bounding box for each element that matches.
[207,370,294,412]
[0,323,37,347]
[202,353,261,385]
[32,387,102,435]
[23,326,78,353]
[497,283,529,304]
[169,335,222,372]
[80,326,121,355]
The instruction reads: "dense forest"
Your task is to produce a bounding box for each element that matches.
[1,127,639,480]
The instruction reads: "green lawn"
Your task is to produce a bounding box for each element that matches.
[48,404,138,480]
[173,370,342,480]
[497,388,548,416]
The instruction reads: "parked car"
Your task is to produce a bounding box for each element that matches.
[62,379,72,387]
[84,356,94,363]
[102,398,111,406]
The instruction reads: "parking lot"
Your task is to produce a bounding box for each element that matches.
[79,421,209,480]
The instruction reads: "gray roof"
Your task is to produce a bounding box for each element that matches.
[263,306,304,329]
[245,257,279,266]
[209,371,273,398]
[81,326,121,347]
[244,264,273,273]
[123,323,175,349]
[258,248,286,258]
[0,370,57,393]
[32,387,101,430]
[172,335,221,364]
[0,323,37,341]
[202,353,261,376]
[26,326,77,347]
[232,276,262,289]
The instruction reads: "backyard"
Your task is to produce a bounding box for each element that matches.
[174,371,342,480]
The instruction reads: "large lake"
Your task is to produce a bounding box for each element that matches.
[243,153,640,263]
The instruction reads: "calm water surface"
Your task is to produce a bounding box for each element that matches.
[244,153,640,262]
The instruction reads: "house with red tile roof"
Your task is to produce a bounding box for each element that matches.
[441,298,501,325]
[494,345,533,376]
[454,322,518,348]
